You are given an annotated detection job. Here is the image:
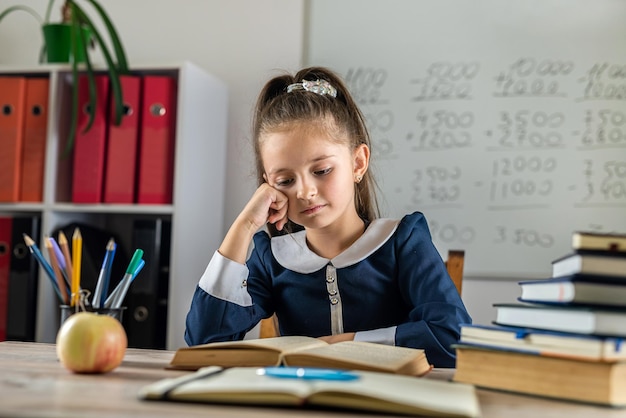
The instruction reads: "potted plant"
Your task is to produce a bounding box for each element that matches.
[0,0,129,155]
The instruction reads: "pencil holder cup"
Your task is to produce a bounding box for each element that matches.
[60,305,126,325]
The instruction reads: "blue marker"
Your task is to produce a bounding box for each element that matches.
[104,250,144,309]
[258,367,359,381]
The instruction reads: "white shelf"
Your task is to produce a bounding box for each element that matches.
[0,62,228,350]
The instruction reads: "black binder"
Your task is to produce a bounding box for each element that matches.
[0,216,11,341]
[124,218,171,349]
[6,216,40,341]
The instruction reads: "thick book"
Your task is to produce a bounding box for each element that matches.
[518,275,626,307]
[552,252,626,278]
[453,344,626,406]
[494,303,626,336]
[572,231,626,253]
[460,324,626,361]
[140,366,480,417]
[170,336,432,376]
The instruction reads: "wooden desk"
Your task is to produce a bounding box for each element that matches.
[1,341,625,418]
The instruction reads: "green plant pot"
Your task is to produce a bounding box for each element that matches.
[42,23,90,63]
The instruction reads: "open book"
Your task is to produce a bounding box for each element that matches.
[170,336,432,376]
[140,366,480,417]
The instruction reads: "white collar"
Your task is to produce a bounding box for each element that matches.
[270,218,400,273]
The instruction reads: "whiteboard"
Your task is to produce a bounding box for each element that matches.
[305,0,626,278]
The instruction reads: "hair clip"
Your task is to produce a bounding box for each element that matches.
[287,79,337,98]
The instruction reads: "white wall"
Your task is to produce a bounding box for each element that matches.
[0,0,518,328]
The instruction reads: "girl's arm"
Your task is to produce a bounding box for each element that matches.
[184,184,288,345]
[349,213,471,367]
[393,214,471,367]
[184,233,275,346]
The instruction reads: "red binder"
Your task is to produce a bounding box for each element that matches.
[0,217,12,341]
[20,78,50,202]
[137,76,177,204]
[72,75,110,203]
[0,77,27,202]
[103,75,142,203]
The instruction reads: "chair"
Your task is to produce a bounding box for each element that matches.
[259,249,465,338]
[445,249,465,295]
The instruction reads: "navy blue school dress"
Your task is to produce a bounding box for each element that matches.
[184,211,471,367]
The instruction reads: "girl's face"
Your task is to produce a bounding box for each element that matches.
[261,124,368,232]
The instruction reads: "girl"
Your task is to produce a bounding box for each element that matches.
[184,67,471,367]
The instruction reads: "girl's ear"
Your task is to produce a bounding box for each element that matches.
[353,143,370,180]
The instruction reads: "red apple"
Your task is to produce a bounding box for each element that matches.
[56,311,127,374]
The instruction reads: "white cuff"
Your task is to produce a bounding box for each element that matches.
[198,251,253,306]
[354,326,396,345]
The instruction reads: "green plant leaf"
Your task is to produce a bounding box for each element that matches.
[71,1,124,126]
[0,5,43,25]
[43,0,55,24]
[1,5,45,64]
[63,15,81,158]
[78,23,97,134]
[80,0,129,72]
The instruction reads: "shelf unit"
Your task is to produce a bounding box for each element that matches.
[0,62,228,350]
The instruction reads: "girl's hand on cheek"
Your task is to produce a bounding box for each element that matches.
[242,183,289,231]
[220,184,289,264]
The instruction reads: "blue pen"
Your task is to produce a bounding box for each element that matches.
[92,238,116,308]
[258,367,360,381]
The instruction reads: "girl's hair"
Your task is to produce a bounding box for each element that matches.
[252,67,380,236]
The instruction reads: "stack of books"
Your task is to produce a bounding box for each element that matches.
[453,231,626,406]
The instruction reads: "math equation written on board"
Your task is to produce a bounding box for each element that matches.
[343,59,626,252]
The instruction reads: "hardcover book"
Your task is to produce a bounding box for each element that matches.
[170,336,432,376]
[572,231,626,253]
[454,344,626,406]
[494,303,626,336]
[518,275,626,307]
[551,252,626,278]
[459,324,626,361]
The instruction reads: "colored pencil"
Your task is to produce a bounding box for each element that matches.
[71,228,82,307]
[58,231,73,289]
[23,234,63,302]
[49,236,71,292]
[45,237,69,304]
